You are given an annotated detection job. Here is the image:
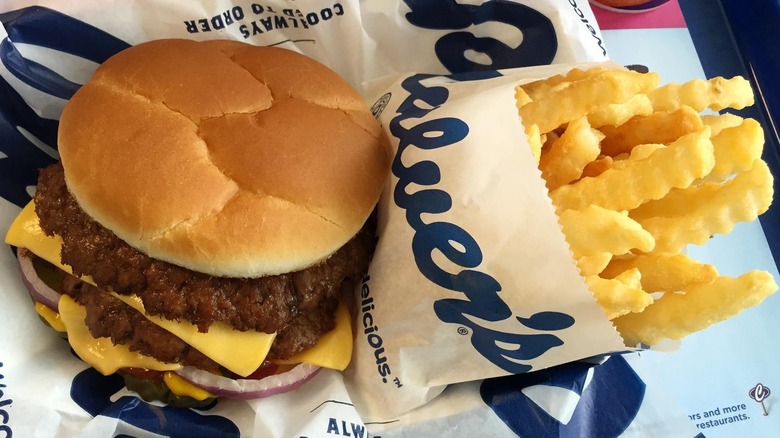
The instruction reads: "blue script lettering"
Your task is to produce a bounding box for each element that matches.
[390,74,575,374]
[404,0,557,72]
[0,362,12,437]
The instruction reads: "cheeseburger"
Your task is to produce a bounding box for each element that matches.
[5,39,390,403]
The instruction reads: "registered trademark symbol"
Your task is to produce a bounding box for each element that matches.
[457,326,469,335]
[370,92,391,118]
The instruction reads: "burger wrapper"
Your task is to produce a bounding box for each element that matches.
[0,1,702,437]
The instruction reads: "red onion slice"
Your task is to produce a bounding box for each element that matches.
[17,250,61,311]
[176,363,321,399]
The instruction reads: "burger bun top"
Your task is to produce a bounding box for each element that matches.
[58,39,390,278]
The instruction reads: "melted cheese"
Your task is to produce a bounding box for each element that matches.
[58,294,181,375]
[163,371,214,401]
[111,292,276,377]
[5,200,353,376]
[5,201,71,272]
[274,301,353,370]
[35,301,66,332]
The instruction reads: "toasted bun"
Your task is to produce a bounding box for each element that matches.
[58,39,389,278]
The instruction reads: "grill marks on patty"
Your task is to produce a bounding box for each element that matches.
[34,162,375,361]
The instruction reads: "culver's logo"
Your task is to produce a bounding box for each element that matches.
[389,73,575,374]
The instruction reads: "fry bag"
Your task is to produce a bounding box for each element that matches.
[348,63,628,424]
[350,61,777,428]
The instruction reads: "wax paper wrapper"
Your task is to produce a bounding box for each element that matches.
[367,353,701,437]
[0,1,701,437]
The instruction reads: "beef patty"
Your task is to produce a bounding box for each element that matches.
[34,162,375,361]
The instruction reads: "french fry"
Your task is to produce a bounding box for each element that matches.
[585,269,653,319]
[610,144,666,170]
[550,128,715,211]
[601,253,718,293]
[525,123,543,163]
[558,205,654,256]
[539,117,602,190]
[614,271,777,346]
[649,76,754,112]
[542,130,561,151]
[514,85,533,108]
[632,160,774,253]
[580,155,613,179]
[700,112,743,136]
[519,70,660,133]
[599,106,703,156]
[576,252,613,277]
[520,67,608,101]
[705,118,764,182]
[586,94,654,128]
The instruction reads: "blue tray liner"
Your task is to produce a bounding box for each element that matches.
[0,6,130,208]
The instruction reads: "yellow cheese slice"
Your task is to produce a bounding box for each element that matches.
[5,200,354,375]
[274,301,353,370]
[111,292,276,377]
[5,201,71,272]
[35,301,66,332]
[163,371,214,401]
[58,294,182,375]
